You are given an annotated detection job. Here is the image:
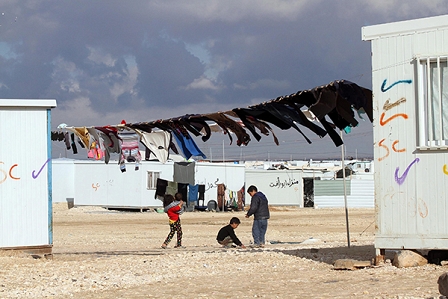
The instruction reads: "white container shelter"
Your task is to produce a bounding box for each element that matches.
[245,169,304,206]
[245,169,374,208]
[362,14,448,260]
[0,99,57,255]
[52,158,76,206]
[194,162,245,204]
[52,159,245,209]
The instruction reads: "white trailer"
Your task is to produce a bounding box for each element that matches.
[245,169,374,208]
[362,14,448,262]
[194,162,245,206]
[245,169,303,206]
[0,99,57,255]
[52,159,245,209]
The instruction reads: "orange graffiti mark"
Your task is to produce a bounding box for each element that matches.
[391,140,406,153]
[443,164,448,175]
[9,164,20,180]
[379,112,408,126]
[378,138,390,161]
[418,198,428,218]
[0,162,6,184]
[92,183,100,191]
[0,162,21,183]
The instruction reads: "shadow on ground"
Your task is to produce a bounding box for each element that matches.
[51,245,402,266]
[274,244,380,265]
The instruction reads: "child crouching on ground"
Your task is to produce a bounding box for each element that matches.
[216,217,246,249]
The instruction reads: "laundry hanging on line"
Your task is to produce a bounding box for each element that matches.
[51,79,372,171]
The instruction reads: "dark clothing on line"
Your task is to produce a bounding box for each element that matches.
[155,178,168,200]
[174,162,195,185]
[205,112,251,146]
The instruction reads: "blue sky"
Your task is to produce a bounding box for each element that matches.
[1,1,448,160]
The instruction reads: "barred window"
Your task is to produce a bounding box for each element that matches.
[417,56,448,148]
[147,171,160,190]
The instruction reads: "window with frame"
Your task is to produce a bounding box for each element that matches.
[417,56,448,148]
[147,171,160,190]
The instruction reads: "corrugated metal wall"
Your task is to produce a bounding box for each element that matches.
[314,179,374,208]
[314,180,351,196]
[363,15,448,250]
[0,103,54,248]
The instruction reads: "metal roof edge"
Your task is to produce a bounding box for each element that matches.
[362,14,448,41]
[0,99,57,108]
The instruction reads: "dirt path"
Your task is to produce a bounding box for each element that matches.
[0,204,445,298]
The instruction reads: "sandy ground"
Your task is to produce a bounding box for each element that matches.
[0,204,447,299]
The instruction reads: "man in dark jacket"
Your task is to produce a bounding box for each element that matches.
[216,217,246,249]
[245,185,270,248]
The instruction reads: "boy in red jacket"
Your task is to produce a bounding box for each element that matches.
[161,194,184,249]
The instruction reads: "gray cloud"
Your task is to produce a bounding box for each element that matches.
[1,0,448,159]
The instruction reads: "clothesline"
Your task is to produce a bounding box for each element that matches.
[52,79,372,170]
